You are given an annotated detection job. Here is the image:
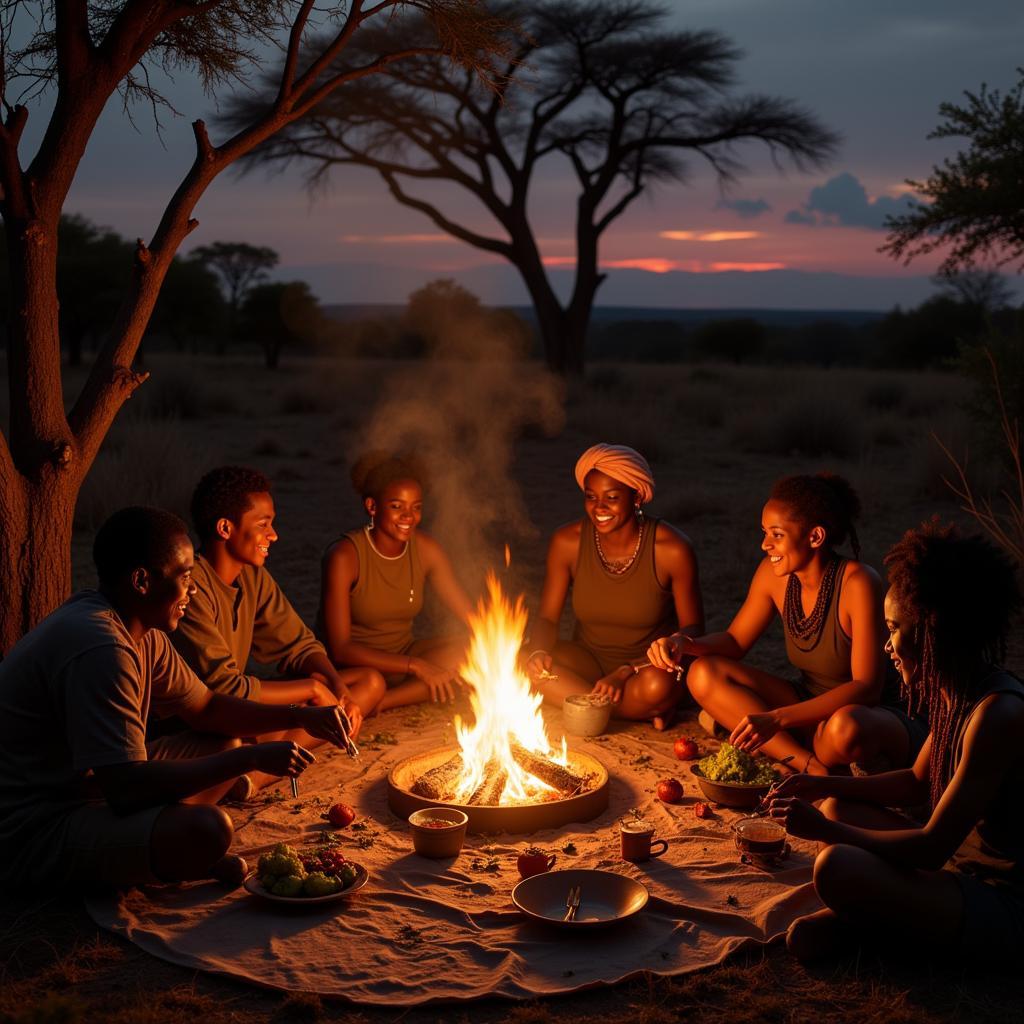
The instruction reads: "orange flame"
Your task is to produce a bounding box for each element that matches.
[453,573,568,804]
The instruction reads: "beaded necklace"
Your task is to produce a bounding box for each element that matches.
[364,526,416,603]
[783,555,840,644]
[594,517,645,576]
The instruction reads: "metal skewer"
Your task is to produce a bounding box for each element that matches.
[290,776,299,799]
[338,706,360,758]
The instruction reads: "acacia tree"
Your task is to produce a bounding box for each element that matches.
[882,68,1024,274]
[190,240,279,352]
[0,0,506,652]
[239,0,837,373]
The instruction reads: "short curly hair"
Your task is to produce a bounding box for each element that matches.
[191,466,272,542]
[769,472,862,559]
[93,506,190,586]
[350,450,428,500]
[884,518,1021,808]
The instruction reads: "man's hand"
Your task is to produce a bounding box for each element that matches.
[525,650,553,683]
[339,695,363,738]
[251,740,315,778]
[291,705,359,751]
[307,674,338,707]
[729,711,782,752]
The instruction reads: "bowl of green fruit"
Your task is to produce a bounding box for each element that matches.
[690,743,778,808]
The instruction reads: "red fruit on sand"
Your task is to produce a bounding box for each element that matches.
[673,736,699,760]
[694,801,713,819]
[657,779,684,803]
[327,803,355,827]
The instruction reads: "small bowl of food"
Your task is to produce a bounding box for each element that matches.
[690,743,777,808]
[562,693,613,737]
[408,807,469,859]
[731,815,787,858]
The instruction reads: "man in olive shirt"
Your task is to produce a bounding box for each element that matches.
[171,467,384,792]
[0,507,351,887]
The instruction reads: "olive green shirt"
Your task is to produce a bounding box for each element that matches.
[172,554,325,699]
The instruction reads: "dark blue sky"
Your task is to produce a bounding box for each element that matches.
[48,1,1024,308]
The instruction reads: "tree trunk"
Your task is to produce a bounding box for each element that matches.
[0,469,76,655]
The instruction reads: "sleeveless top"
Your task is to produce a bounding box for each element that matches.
[783,559,852,698]
[339,528,426,655]
[948,671,1024,888]
[571,517,676,675]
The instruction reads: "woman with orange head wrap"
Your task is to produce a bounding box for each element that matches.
[526,444,704,729]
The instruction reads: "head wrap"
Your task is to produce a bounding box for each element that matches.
[573,444,655,504]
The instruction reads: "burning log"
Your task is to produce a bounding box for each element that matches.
[410,754,464,800]
[510,741,583,795]
[467,757,508,805]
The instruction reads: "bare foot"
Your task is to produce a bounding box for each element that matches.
[785,908,853,963]
[652,708,677,731]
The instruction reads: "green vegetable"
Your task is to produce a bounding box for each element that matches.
[271,875,305,897]
[303,871,342,897]
[697,742,775,785]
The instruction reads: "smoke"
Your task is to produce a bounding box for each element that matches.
[354,327,565,600]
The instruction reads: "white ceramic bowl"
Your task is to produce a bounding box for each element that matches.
[562,693,613,737]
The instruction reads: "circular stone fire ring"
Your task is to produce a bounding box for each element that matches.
[387,745,610,834]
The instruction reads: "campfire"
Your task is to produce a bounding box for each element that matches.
[387,574,608,833]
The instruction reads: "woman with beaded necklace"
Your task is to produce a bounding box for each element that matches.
[649,473,923,774]
[318,451,472,711]
[526,443,704,730]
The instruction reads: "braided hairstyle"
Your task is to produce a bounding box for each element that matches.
[350,450,428,500]
[884,518,1021,810]
[769,472,862,559]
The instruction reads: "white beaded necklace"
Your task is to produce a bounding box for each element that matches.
[364,526,416,603]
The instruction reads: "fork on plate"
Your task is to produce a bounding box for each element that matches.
[563,885,581,922]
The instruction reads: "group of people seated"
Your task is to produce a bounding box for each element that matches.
[0,442,1020,966]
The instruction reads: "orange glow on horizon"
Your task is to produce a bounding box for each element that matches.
[660,230,762,242]
[540,256,785,274]
[340,233,452,244]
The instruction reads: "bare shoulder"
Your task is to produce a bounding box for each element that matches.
[973,687,1024,735]
[843,559,882,590]
[653,519,694,554]
[323,534,359,576]
[750,555,785,604]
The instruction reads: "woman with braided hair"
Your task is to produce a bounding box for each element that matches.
[526,443,704,730]
[318,451,472,711]
[649,472,922,773]
[767,520,1024,963]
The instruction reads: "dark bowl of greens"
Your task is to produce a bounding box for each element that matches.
[690,743,777,808]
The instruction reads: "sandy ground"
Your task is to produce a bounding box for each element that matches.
[3,351,1023,1022]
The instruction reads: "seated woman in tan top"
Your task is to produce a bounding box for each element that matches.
[648,473,924,774]
[318,452,473,711]
[526,444,704,730]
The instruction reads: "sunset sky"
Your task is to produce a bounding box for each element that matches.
[54,1,1024,309]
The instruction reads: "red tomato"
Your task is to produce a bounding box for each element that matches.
[517,847,556,878]
[657,778,684,804]
[694,801,713,819]
[327,803,356,828]
[673,736,699,760]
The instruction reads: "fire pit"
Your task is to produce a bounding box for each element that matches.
[387,573,611,834]
[387,744,609,834]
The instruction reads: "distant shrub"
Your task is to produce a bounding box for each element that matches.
[692,318,765,364]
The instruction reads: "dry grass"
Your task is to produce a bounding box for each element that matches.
[3,352,1023,1023]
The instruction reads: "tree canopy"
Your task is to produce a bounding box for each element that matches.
[882,68,1024,275]
[237,0,838,373]
[0,0,510,651]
